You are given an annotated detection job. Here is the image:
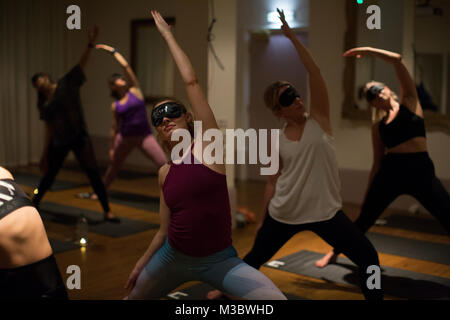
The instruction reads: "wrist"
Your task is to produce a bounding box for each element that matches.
[162,31,174,40]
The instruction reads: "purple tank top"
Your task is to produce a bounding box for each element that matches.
[115,91,152,137]
[162,148,232,257]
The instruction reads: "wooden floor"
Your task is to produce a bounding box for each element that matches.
[12,166,450,300]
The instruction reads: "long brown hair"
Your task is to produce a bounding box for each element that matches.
[108,73,129,100]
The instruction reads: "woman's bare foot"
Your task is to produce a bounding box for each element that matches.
[104,211,121,223]
[315,252,338,268]
[207,289,224,300]
[90,193,98,200]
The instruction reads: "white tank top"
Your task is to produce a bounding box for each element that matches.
[268,116,342,225]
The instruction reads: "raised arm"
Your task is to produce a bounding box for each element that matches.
[344,47,421,115]
[79,26,99,71]
[278,9,331,133]
[151,10,218,132]
[96,44,143,99]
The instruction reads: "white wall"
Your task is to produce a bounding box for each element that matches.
[236,0,310,180]
[73,0,208,170]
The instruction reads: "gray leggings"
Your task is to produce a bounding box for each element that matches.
[128,239,286,300]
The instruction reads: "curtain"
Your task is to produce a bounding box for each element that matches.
[0,0,70,167]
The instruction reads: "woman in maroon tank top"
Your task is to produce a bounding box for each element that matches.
[78,45,167,200]
[123,10,286,300]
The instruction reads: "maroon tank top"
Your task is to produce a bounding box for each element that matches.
[162,147,232,257]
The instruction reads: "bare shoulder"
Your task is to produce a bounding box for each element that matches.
[0,167,14,180]
[158,163,171,187]
[129,87,144,101]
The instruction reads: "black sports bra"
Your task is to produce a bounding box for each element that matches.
[0,179,33,220]
[378,105,426,149]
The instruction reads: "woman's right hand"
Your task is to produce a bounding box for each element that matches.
[124,259,146,292]
[150,10,172,38]
[95,44,115,54]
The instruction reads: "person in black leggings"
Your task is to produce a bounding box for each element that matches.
[316,47,450,268]
[30,27,119,223]
[209,10,383,301]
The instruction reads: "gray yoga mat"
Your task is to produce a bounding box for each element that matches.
[49,238,80,254]
[39,202,159,238]
[264,250,450,299]
[107,190,160,213]
[14,172,87,191]
[166,282,307,300]
[366,232,450,265]
[65,166,156,180]
[383,214,448,236]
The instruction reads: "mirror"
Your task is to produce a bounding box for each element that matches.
[131,17,176,104]
[342,0,450,134]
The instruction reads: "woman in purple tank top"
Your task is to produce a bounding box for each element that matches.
[123,10,286,300]
[78,44,167,200]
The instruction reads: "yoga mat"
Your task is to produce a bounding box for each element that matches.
[65,166,156,180]
[107,190,160,213]
[166,283,307,300]
[366,232,450,265]
[14,172,87,191]
[39,202,159,238]
[49,239,80,254]
[383,214,448,236]
[265,250,450,299]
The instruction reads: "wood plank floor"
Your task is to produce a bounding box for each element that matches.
[10,166,450,300]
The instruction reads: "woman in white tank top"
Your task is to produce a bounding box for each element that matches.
[225,9,383,300]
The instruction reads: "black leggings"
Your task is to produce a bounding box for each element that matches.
[244,211,383,300]
[0,255,68,299]
[32,134,110,213]
[335,152,450,254]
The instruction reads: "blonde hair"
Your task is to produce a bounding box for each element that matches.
[151,98,194,153]
[363,81,399,123]
[264,81,292,111]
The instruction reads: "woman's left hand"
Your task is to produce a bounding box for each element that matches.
[278,8,294,38]
[151,10,171,38]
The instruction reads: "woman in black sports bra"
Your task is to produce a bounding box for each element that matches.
[316,47,450,268]
[0,167,68,299]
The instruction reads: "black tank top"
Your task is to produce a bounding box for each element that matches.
[0,179,33,220]
[378,105,426,149]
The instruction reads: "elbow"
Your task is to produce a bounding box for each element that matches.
[157,227,168,238]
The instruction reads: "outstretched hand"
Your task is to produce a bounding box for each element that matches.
[151,10,171,37]
[88,25,99,44]
[344,47,370,59]
[95,44,115,53]
[278,8,293,38]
